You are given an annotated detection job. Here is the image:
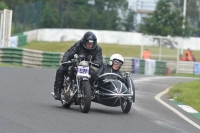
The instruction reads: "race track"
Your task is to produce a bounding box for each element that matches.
[0,67,199,133]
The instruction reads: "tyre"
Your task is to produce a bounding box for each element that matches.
[121,98,132,113]
[60,88,71,108]
[79,81,91,113]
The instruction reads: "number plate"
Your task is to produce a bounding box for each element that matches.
[77,66,90,78]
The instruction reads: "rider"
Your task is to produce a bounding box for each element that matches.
[93,53,135,102]
[52,31,103,100]
[95,54,124,80]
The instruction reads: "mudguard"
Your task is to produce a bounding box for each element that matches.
[124,76,135,102]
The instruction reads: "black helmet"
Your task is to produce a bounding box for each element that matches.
[82,31,97,51]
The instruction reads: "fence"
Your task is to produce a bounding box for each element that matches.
[0,47,167,74]
[0,48,61,68]
[13,2,42,34]
[12,1,136,34]
[1,47,199,75]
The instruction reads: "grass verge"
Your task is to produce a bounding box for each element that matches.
[169,79,200,112]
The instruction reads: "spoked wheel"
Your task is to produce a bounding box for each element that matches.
[79,81,91,113]
[60,88,71,108]
[121,98,132,113]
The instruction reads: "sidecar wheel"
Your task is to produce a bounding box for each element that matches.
[60,88,71,108]
[79,81,91,113]
[121,99,132,113]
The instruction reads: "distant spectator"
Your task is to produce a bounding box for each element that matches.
[179,54,186,61]
[142,49,151,59]
[184,48,196,62]
[190,50,196,62]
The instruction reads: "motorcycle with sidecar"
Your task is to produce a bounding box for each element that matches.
[52,54,135,113]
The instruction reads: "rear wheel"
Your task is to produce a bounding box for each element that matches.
[79,81,91,113]
[121,98,132,113]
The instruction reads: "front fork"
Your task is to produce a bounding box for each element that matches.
[76,77,90,99]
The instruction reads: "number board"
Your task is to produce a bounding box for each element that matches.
[77,66,90,77]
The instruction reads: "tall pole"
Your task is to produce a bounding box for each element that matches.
[183,0,187,29]
[181,0,187,54]
[178,0,187,74]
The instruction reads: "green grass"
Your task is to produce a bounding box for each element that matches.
[20,41,200,61]
[169,79,200,112]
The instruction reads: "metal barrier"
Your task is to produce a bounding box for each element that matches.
[0,47,179,75]
[177,61,194,74]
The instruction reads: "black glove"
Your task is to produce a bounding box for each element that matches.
[87,55,92,61]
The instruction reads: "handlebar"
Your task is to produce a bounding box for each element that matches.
[61,61,72,65]
[89,62,99,68]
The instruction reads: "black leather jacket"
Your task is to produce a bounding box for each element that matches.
[96,63,123,79]
[62,40,103,68]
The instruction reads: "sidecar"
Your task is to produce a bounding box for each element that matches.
[92,73,134,113]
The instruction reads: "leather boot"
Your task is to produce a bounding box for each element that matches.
[54,87,60,100]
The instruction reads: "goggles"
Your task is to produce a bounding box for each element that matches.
[86,40,94,44]
[113,60,122,66]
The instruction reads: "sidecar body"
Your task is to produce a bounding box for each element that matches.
[92,74,134,107]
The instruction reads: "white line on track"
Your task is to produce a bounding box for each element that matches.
[155,87,200,130]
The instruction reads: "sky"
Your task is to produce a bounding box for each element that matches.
[127,0,158,11]
[127,0,158,24]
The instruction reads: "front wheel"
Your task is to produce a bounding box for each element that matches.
[79,81,91,113]
[121,98,132,113]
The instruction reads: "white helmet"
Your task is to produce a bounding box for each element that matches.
[109,54,124,66]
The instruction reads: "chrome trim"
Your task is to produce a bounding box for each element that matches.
[98,93,133,96]
[76,78,80,90]
[99,86,116,94]
[101,96,117,100]
[112,97,119,105]
[128,77,133,95]
[111,81,118,93]
[119,81,122,94]
[62,89,78,104]
[99,73,122,79]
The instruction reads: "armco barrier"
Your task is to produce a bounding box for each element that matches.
[139,59,145,74]
[155,60,167,75]
[0,48,169,75]
[144,59,156,75]
[0,48,62,68]
[15,33,27,46]
[0,48,23,64]
[177,61,194,74]
[42,52,61,67]
[132,58,140,74]
[194,62,200,75]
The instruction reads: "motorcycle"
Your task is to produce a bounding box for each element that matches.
[57,54,96,113]
[53,54,135,113]
[91,72,135,113]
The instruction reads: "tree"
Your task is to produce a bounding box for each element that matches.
[59,0,130,31]
[140,0,194,37]
[172,0,200,37]
[0,1,8,10]
[3,0,136,32]
[123,8,136,31]
[41,3,59,28]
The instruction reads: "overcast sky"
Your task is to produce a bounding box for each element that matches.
[127,0,158,11]
[126,0,158,25]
